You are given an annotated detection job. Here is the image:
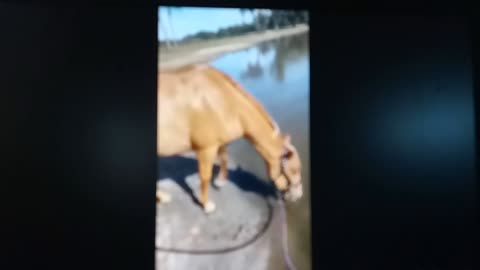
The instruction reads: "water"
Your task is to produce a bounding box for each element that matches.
[210,33,311,270]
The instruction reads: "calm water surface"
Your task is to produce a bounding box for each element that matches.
[211,33,310,270]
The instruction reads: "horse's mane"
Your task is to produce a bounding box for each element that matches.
[205,66,280,136]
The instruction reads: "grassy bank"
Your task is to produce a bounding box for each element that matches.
[158,24,309,71]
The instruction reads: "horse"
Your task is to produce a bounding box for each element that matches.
[156,64,302,214]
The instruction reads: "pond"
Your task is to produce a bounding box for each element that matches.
[210,32,310,270]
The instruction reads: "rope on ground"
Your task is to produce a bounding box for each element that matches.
[156,195,298,270]
[155,198,274,254]
[277,196,298,270]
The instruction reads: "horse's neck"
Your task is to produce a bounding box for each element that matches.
[204,66,283,167]
[254,138,282,165]
[243,116,283,167]
[248,131,283,180]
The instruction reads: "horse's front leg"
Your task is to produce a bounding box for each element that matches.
[196,146,218,214]
[214,145,229,188]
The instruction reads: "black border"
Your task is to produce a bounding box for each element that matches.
[1,1,477,270]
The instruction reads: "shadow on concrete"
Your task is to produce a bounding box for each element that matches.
[157,156,278,206]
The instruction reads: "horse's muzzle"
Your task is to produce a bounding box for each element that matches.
[282,183,303,202]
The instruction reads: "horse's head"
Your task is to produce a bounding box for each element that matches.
[272,134,303,202]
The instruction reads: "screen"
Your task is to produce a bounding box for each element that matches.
[2,4,476,270]
[156,6,310,270]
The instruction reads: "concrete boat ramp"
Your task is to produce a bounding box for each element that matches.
[155,155,286,270]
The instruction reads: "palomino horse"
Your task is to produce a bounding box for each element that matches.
[157,64,303,213]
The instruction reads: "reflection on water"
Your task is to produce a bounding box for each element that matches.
[238,33,309,82]
[241,62,264,80]
[211,33,310,270]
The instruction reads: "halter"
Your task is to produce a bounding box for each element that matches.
[272,132,300,192]
[274,154,301,192]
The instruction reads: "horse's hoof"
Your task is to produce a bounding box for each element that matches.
[157,190,172,204]
[203,201,216,214]
[213,177,227,188]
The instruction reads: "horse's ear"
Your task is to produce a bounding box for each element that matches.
[283,134,292,144]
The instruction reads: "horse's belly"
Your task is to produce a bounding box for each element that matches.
[157,89,244,154]
[157,132,191,156]
[157,111,192,156]
[189,116,243,149]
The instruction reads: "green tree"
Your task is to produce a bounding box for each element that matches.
[164,6,184,47]
[239,8,249,25]
[158,14,172,48]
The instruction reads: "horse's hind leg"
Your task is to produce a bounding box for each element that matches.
[214,145,229,188]
[156,189,172,204]
[196,146,218,214]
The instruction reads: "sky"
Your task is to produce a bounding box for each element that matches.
[158,6,254,41]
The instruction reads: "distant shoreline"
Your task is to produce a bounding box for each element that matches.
[158,24,309,71]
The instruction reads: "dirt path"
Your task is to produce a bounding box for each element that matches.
[158,24,309,71]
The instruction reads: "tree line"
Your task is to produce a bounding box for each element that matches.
[160,9,308,46]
